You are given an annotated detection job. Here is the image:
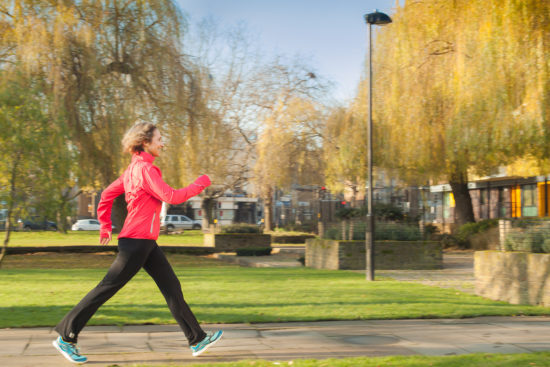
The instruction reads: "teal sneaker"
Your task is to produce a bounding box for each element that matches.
[191,330,223,357]
[52,336,88,364]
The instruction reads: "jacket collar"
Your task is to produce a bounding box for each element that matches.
[133,151,155,163]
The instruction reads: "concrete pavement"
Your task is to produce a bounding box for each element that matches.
[1,316,549,366]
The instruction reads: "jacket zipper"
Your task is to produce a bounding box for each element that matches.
[150,212,156,234]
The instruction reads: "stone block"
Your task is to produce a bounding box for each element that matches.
[204,234,271,252]
[306,239,442,270]
[475,251,550,306]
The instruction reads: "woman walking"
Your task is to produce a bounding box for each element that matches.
[52,123,222,364]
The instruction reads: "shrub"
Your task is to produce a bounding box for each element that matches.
[503,222,550,253]
[282,221,317,233]
[374,203,405,221]
[454,219,498,248]
[221,224,261,234]
[423,223,439,237]
[323,221,422,241]
[376,222,422,241]
[335,207,361,219]
[235,247,272,256]
[335,204,405,222]
[439,233,460,249]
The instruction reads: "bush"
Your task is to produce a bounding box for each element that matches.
[335,207,361,219]
[337,204,406,221]
[423,223,439,237]
[376,222,422,241]
[439,233,460,249]
[281,221,317,233]
[454,219,498,248]
[503,222,550,253]
[323,221,422,241]
[373,203,405,221]
[221,224,261,234]
[235,247,272,256]
[324,227,341,240]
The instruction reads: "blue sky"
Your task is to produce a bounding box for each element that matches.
[176,1,399,102]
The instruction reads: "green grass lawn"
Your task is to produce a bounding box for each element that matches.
[5,230,205,247]
[0,253,548,328]
[133,353,550,367]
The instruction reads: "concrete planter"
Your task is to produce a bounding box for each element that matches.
[475,251,550,307]
[305,238,442,270]
[204,233,271,252]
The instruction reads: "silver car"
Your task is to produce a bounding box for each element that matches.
[72,219,101,231]
[72,219,116,231]
[161,214,202,232]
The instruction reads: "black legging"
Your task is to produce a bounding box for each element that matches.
[55,238,206,345]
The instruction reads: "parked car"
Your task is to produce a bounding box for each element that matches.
[18,216,57,231]
[161,214,201,232]
[72,219,101,231]
[72,219,116,231]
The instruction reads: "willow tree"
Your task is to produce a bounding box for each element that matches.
[323,105,368,206]
[0,0,204,228]
[355,0,550,225]
[253,62,325,231]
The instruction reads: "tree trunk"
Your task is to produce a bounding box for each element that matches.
[57,189,82,234]
[201,197,216,231]
[0,153,21,267]
[263,187,274,232]
[56,209,66,234]
[350,184,358,208]
[449,169,475,227]
[0,216,13,267]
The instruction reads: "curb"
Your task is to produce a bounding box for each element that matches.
[6,246,215,255]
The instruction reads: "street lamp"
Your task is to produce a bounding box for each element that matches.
[364,10,392,281]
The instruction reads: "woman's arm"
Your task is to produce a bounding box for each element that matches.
[142,166,211,204]
[97,176,125,240]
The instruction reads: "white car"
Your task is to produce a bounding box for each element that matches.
[72,219,101,231]
[161,214,202,232]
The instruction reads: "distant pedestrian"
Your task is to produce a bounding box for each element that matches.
[52,122,222,364]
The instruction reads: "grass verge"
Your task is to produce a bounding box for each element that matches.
[0,253,548,328]
[131,353,550,367]
[4,230,205,247]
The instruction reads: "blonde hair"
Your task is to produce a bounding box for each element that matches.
[122,122,157,154]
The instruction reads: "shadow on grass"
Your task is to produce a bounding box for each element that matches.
[1,296,547,329]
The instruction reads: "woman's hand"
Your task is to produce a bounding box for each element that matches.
[100,231,112,245]
[194,175,211,188]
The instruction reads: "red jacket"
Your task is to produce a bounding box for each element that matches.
[97,151,208,240]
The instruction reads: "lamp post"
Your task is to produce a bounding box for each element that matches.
[364,10,392,281]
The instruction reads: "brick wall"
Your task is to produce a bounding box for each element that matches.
[306,239,442,270]
[475,251,550,307]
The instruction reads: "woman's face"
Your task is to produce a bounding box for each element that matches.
[144,128,164,158]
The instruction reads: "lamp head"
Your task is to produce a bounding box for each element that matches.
[364,10,392,25]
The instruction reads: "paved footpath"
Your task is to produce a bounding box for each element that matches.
[1,316,549,366]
